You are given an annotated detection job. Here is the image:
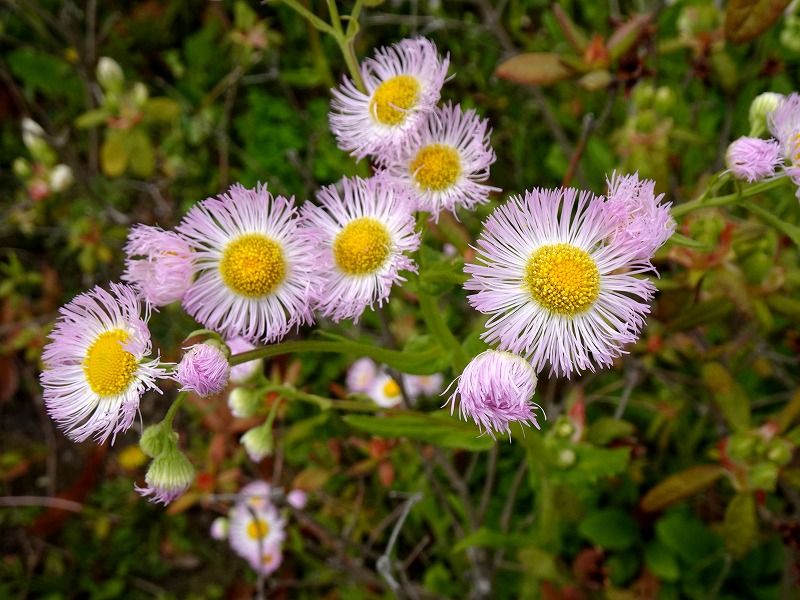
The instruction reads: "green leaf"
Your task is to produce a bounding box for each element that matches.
[774,390,800,433]
[572,446,630,480]
[495,53,575,86]
[667,232,710,250]
[607,14,652,61]
[725,0,791,43]
[586,418,635,445]
[578,509,639,550]
[143,97,182,122]
[453,528,530,553]
[721,493,757,559]
[656,510,722,564]
[668,299,734,331]
[742,200,800,245]
[7,48,81,98]
[75,109,110,129]
[641,465,727,512]
[766,295,800,322]
[402,335,451,374]
[517,547,564,583]
[128,129,155,178]
[342,411,494,451]
[701,363,751,432]
[645,541,680,582]
[100,130,130,177]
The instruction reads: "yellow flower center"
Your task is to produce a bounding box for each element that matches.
[369,75,420,126]
[382,378,401,398]
[524,243,600,315]
[333,218,391,275]
[410,144,461,191]
[220,234,285,297]
[83,329,138,397]
[247,519,270,540]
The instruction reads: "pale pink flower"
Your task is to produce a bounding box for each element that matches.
[725,137,781,183]
[174,343,230,397]
[123,225,193,306]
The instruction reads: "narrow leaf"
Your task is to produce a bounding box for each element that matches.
[495,53,575,86]
[342,411,494,451]
[702,363,751,432]
[725,0,790,43]
[641,465,727,512]
[721,493,757,559]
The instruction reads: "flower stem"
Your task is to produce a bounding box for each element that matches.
[162,391,186,429]
[263,383,379,412]
[230,339,445,375]
[417,286,469,374]
[671,176,788,219]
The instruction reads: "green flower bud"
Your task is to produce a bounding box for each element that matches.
[766,439,793,466]
[228,387,262,419]
[654,87,675,114]
[12,157,31,178]
[554,418,574,439]
[48,164,73,193]
[556,448,576,468]
[748,462,779,492]
[131,82,149,108]
[139,423,173,458]
[241,422,273,462]
[749,92,783,138]
[138,446,195,504]
[727,434,756,462]
[96,57,124,93]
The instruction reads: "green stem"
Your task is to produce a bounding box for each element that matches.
[230,339,444,374]
[337,37,366,92]
[417,286,469,374]
[162,392,186,429]
[671,176,788,219]
[263,383,379,412]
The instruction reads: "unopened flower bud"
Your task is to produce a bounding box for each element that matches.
[49,164,73,192]
[12,157,31,178]
[241,422,273,462]
[175,342,230,397]
[228,387,262,418]
[749,92,783,137]
[96,57,124,92]
[725,137,781,183]
[136,446,195,505]
[287,489,308,509]
[131,82,149,107]
[210,517,229,540]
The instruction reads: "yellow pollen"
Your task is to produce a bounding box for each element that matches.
[524,243,600,315]
[247,519,270,540]
[383,378,401,398]
[410,144,461,191]
[261,553,273,565]
[369,75,420,126]
[333,218,391,275]
[83,329,138,397]
[220,234,285,297]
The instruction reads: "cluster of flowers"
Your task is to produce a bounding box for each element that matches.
[209,481,307,576]
[726,92,800,193]
[39,36,676,512]
[346,357,444,407]
[14,119,73,202]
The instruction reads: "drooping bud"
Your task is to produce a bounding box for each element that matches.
[136,446,195,505]
[96,57,124,92]
[49,164,74,192]
[241,422,273,462]
[749,92,783,137]
[725,136,781,183]
[228,387,262,418]
[174,342,230,397]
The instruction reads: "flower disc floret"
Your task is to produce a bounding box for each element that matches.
[410,144,461,191]
[83,329,138,396]
[333,217,391,275]
[220,234,286,298]
[524,244,600,315]
[370,75,420,126]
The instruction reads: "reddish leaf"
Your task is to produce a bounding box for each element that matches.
[582,34,609,67]
[607,13,653,61]
[641,464,727,512]
[725,0,791,43]
[495,53,575,86]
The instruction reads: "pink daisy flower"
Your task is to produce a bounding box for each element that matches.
[246,543,283,576]
[177,183,317,343]
[768,92,800,185]
[122,225,194,307]
[604,173,675,263]
[725,137,781,183]
[330,38,448,160]
[403,373,444,400]
[446,350,541,438]
[300,176,420,322]
[379,103,499,217]
[40,283,166,444]
[228,497,286,566]
[345,357,378,393]
[174,342,230,397]
[465,186,662,377]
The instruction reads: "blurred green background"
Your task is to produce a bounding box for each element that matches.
[2,0,800,598]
